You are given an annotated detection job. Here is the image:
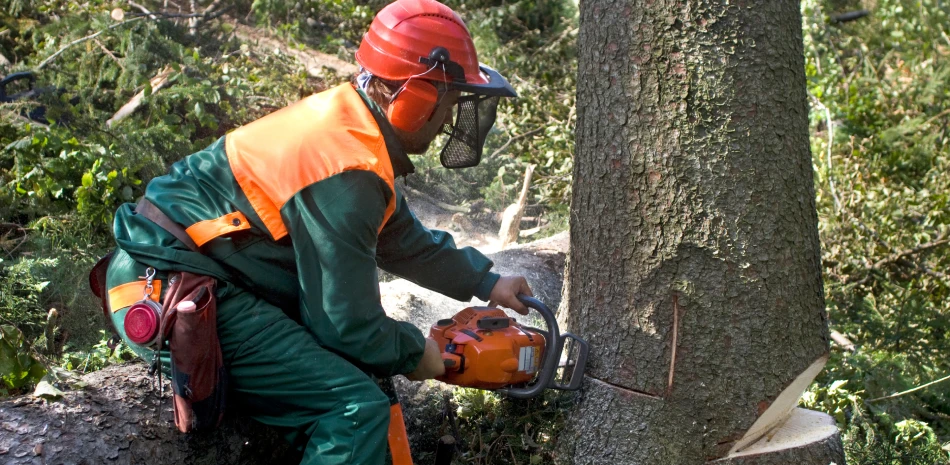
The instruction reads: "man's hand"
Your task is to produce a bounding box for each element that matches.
[488,275,534,315]
[405,338,446,381]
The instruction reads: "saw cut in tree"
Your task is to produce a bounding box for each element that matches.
[560,1,845,463]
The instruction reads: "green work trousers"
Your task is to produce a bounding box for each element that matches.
[105,248,391,465]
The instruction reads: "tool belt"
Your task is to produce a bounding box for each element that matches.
[88,198,227,433]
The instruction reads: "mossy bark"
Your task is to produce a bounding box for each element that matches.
[562,1,837,463]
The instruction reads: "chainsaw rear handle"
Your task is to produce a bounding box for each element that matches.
[496,295,561,399]
[0,72,37,102]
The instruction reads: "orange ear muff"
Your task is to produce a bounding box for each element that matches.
[387,80,439,132]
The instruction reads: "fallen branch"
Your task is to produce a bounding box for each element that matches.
[829,330,855,352]
[920,108,950,129]
[869,237,949,271]
[830,10,870,24]
[498,164,535,249]
[518,226,541,238]
[867,373,950,402]
[224,17,357,77]
[128,1,157,20]
[488,127,544,159]
[849,234,950,288]
[189,0,198,35]
[106,65,175,128]
[402,185,469,214]
[94,39,123,68]
[809,94,841,213]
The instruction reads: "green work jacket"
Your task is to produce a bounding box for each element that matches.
[111,84,499,377]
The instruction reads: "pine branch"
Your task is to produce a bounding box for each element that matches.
[35,17,143,71]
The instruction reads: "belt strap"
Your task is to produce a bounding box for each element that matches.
[136,198,200,252]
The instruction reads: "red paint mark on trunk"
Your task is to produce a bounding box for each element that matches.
[757,400,771,416]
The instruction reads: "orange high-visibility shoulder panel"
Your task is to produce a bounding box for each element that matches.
[108,280,162,312]
[225,84,397,240]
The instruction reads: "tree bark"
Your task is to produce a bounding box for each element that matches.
[562,1,839,463]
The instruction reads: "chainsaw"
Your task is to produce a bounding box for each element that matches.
[385,296,590,465]
[429,295,589,398]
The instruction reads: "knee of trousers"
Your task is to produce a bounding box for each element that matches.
[349,384,391,430]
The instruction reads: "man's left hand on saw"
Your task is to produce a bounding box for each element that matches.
[488,275,533,315]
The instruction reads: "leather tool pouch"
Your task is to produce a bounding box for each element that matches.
[89,200,227,433]
[160,272,227,433]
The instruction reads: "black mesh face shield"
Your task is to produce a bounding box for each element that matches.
[438,93,500,169]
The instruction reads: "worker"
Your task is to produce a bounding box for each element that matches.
[95,0,532,463]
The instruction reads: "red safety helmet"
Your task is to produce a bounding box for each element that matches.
[356,0,516,168]
[356,0,515,95]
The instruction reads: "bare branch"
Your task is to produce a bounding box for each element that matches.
[128,1,157,20]
[870,237,949,270]
[867,373,950,402]
[489,127,545,159]
[94,39,124,68]
[809,94,841,213]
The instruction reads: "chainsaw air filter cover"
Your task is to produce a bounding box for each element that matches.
[430,307,546,390]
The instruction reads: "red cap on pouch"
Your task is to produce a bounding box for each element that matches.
[125,300,161,346]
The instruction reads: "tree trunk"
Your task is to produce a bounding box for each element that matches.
[562,1,842,464]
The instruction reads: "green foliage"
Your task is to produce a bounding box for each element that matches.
[0,0,328,394]
[447,0,578,206]
[0,256,56,338]
[449,387,573,465]
[0,324,46,395]
[2,125,144,226]
[803,0,950,461]
[249,0,380,50]
[59,331,136,375]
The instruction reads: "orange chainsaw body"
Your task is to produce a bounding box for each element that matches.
[429,306,546,389]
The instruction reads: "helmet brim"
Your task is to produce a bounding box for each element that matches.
[450,65,517,98]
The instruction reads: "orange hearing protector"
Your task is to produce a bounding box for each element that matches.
[387,79,439,132]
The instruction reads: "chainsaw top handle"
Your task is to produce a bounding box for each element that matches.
[496,294,561,399]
